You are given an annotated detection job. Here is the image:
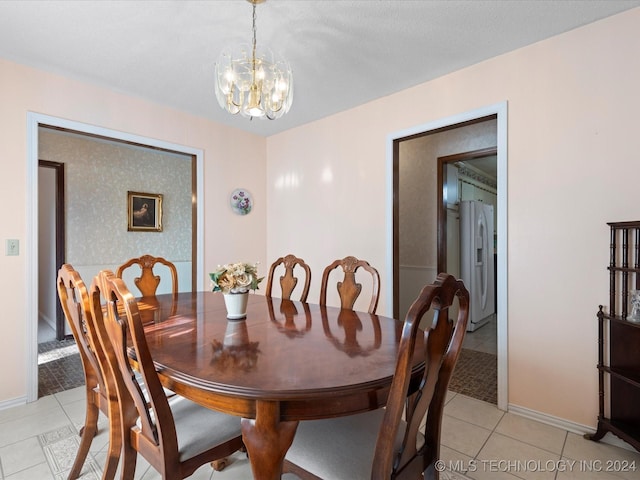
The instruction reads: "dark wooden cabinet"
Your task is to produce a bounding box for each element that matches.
[586,221,640,452]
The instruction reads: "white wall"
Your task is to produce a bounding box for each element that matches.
[266,8,640,428]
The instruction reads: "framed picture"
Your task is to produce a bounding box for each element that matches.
[230,188,253,215]
[127,191,163,232]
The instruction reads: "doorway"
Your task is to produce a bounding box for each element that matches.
[36,127,199,398]
[38,160,66,341]
[389,102,507,410]
[26,113,205,403]
[437,148,498,403]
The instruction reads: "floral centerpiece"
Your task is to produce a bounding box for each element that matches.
[210,262,263,294]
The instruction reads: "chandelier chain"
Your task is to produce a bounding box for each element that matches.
[251,1,257,76]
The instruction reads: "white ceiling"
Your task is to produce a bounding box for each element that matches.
[1,0,638,137]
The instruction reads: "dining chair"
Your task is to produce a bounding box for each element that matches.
[284,273,470,480]
[91,269,244,479]
[265,254,312,301]
[56,264,121,480]
[319,255,380,314]
[116,254,178,297]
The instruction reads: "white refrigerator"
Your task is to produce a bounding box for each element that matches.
[459,200,495,332]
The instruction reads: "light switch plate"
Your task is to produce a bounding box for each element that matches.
[6,239,19,256]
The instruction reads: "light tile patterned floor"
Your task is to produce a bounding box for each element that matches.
[1,387,639,479]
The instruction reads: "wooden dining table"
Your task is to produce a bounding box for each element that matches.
[135,291,426,480]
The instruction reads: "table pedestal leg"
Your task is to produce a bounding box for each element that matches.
[241,400,299,480]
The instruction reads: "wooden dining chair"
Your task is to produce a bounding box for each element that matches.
[320,256,380,314]
[265,254,312,301]
[116,254,178,297]
[91,270,244,479]
[284,273,470,480]
[56,264,121,480]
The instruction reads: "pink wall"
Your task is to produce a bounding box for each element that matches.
[266,8,640,427]
[2,6,639,430]
[0,59,266,402]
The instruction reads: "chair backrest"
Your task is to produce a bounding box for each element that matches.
[319,256,380,314]
[116,254,178,297]
[372,273,469,480]
[90,270,180,470]
[56,264,106,398]
[265,254,312,302]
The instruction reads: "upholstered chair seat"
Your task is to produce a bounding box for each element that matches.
[286,409,425,479]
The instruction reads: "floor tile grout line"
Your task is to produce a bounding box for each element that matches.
[553,432,570,480]
[469,408,506,465]
[3,461,52,479]
[488,420,572,459]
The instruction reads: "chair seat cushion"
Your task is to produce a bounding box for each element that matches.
[168,396,242,462]
[285,408,419,479]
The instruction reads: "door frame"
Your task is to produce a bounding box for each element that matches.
[26,112,205,403]
[387,101,508,410]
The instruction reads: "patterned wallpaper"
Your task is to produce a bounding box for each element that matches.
[39,129,192,266]
[398,119,497,267]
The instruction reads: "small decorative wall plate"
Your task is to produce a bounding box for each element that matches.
[230,188,252,215]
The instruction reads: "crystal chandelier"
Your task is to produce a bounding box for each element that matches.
[214,0,293,120]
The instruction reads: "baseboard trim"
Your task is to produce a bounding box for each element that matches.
[508,403,637,453]
[508,404,591,435]
[0,395,27,411]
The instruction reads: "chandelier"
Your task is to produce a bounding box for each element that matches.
[214,0,293,120]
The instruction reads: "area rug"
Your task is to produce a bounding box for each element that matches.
[38,338,84,397]
[449,348,497,404]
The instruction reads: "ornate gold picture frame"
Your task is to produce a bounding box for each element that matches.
[127,191,163,232]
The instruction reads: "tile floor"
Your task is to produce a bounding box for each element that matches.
[1,387,639,480]
[462,315,497,355]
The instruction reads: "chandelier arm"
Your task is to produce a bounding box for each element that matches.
[269,98,283,113]
[227,85,243,110]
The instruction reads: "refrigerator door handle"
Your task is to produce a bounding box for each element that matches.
[478,209,489,310]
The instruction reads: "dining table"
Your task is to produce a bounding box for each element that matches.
[134,291,426,480]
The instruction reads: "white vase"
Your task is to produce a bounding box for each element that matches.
[223,292,249,320]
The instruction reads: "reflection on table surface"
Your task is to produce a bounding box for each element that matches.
[137,292,414,398]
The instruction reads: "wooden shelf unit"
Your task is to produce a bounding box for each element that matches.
[586,221,640,452]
